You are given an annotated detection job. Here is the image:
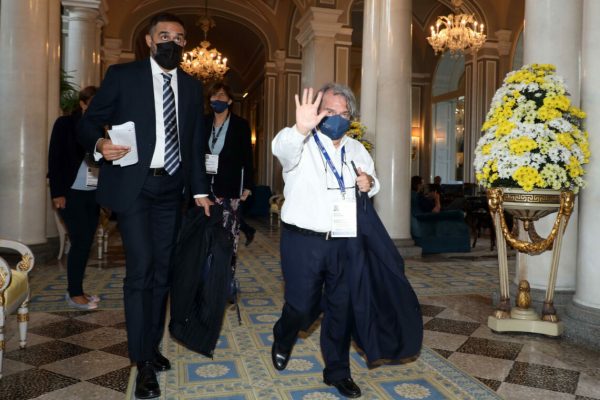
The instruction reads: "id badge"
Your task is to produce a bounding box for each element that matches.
[331,198,357,237]
[86,166,99,187]
[205,154,219,174]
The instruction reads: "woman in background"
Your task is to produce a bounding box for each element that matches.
[48,86,100,310]
[204,82,254,293]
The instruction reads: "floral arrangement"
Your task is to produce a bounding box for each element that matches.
[474,64,590,192]
[347,121,373,153]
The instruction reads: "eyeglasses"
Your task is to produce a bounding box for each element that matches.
[324,161,356,191]
[323,108,351,120]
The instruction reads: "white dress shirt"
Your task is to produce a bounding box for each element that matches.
[272,125,380,233]
[149,57,180,168]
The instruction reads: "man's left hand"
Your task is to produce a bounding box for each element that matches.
[195,196,214,216]
[240,189,251,201]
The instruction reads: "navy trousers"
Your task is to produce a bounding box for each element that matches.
[273,227,353,382]
[117,170,183,362]
[59,189,99,297]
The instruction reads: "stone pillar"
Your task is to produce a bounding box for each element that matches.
[62,0,103,88]
[46,0,62,238]
[296,7,344,89]
[522,0,582,297]
[373,0,412,239]
[359,0,380,140]
[102,38,123,74]
[0,0,50,244]
[565,0,600,349]
[495,30,513,80]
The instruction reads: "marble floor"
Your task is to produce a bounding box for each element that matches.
[1,218,599,399]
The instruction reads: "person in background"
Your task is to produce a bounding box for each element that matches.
[78,13,211,399]
[204,82,254,281]
[239,216,256,246]
[271,83,379,399]
[48,86,100,310]
[411,175,441,214]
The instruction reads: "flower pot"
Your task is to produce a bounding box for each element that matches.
[495,187,562,222]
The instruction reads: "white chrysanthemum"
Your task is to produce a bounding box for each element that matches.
[393,383,432,399]
[194,363,230,378]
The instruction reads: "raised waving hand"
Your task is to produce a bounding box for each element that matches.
[295,88,328,135]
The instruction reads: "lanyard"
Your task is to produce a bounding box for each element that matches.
[313,130,346,196]
[210,114,230,150]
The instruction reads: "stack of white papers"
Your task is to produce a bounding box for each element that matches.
[108,121,138,167]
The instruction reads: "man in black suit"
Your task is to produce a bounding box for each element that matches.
[78,13,211,399]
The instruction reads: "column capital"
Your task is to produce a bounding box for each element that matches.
[295,7,344,48]
[62,0,102,9]
[495,29,513,56]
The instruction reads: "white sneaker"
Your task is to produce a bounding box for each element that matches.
[65,293,98,310]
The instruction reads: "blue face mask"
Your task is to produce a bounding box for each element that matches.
[210,100,229,113]
[318,114,351,140]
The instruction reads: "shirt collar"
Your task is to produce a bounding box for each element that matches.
[149,56,178,78]
[315,129,349,148]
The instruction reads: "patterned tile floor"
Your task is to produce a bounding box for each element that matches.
[1,218,599,399]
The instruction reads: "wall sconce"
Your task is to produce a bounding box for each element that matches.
[251,131,257,147]
[410,127,421,160]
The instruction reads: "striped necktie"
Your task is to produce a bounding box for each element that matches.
[162,72,180,175]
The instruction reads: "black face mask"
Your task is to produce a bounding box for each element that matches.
[152,41,183,70]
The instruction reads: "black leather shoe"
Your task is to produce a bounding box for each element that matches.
[135,361,160,399]
[153,349,171,371]
[245,231,255,246]
[271,341,291,371]
[324,377,362,398]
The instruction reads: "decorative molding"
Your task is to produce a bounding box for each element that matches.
[295,7,344,48]
[335,45,350,85]
[495,29,513,56]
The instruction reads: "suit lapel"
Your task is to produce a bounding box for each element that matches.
[139,60,157,160]
[177,69,189,138]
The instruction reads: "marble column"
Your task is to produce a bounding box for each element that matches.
[359,0,380,141]
[296,7,344,89]
[0,0,50,244]
[565,0,600,349]
[46,0,63,238]
[373,0,412,239]
[522,0,582,297]
[102,38,123,74]
[62,0,103,88]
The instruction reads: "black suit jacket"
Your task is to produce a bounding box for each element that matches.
[78,58,208,212]
[48,111,87,199]
[205,113,253,198]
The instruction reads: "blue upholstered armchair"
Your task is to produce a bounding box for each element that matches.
[410,192,471,255]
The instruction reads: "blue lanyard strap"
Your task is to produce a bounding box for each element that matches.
[312,130,346,194]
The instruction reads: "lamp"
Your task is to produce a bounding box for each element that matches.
[427,0,486,55]
[180,0,229,83]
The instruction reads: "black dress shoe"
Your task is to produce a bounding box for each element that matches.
[135,361,160,399]
[271,341,291,371]
[245,231,255,246]
[324,377,362,398]
[153,349,171,371]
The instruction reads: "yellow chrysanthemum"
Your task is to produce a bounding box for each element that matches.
[509,137,538,155]
[556,133,575,149]
[513,166,546,192]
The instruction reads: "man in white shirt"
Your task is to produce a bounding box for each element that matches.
[271,83,379,399]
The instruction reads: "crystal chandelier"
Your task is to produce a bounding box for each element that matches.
[180,0,229,83]
[427,0,486,55]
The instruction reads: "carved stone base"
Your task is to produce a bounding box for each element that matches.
[488,315,564,336]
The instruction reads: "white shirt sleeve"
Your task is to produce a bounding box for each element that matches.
[272,125,310,172]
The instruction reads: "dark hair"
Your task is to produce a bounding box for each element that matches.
[79,86,97,104]
[207,82,233,100]
[148,13,185,35]
[411,175,423,192]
